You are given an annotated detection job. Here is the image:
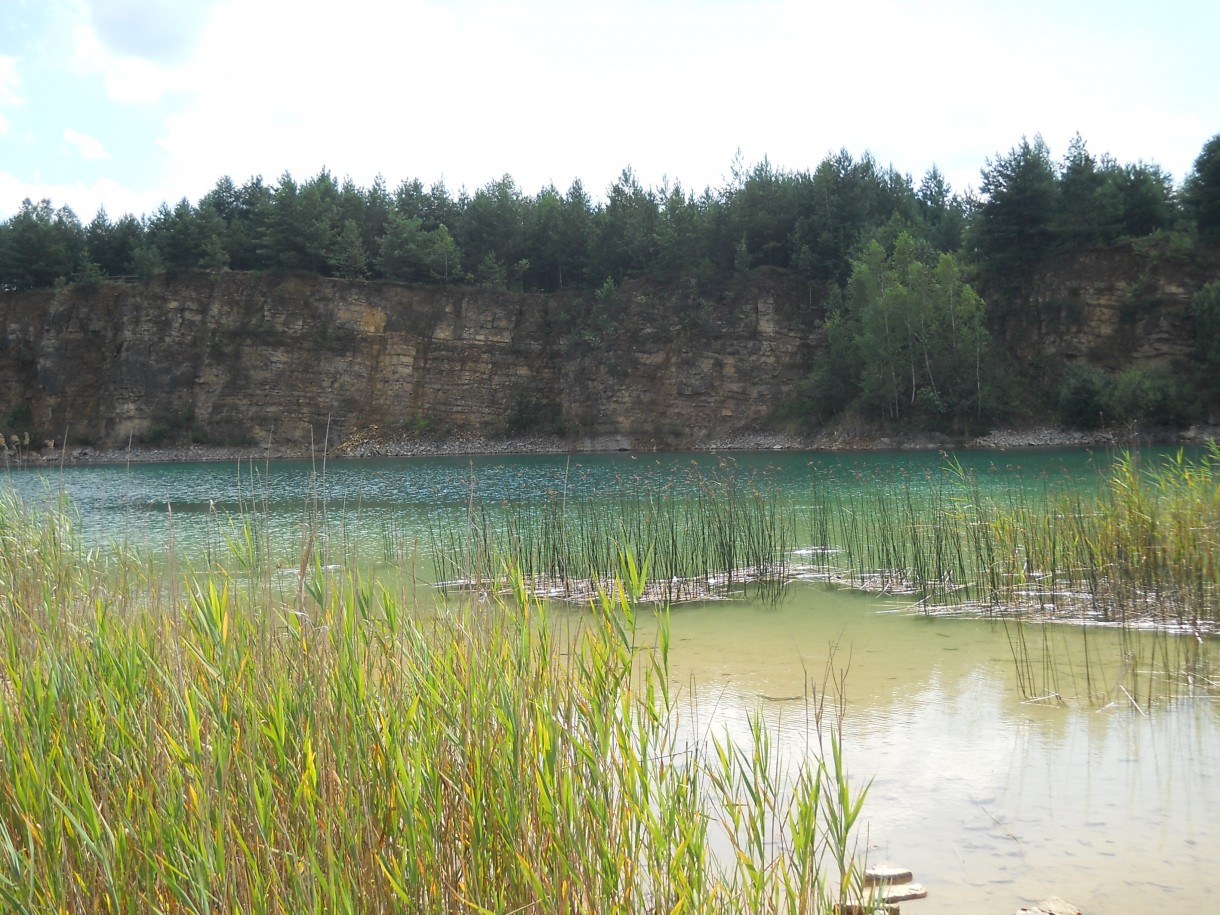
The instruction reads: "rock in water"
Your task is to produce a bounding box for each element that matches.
[864,864,914,886]
[877,883,928,903]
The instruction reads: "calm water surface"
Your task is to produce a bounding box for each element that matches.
[5,447,1216,913]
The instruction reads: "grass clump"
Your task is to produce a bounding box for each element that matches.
[0,492,879,914]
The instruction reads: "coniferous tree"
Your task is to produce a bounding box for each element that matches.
[1055,134,1112,249]
[377,212,427,281]
[1184,134,1220,240]
[971,135,1059,297]
[333,218,368,280]
[0,199,83,289]
[426,225,461,284]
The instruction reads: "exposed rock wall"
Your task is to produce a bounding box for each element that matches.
[1,245,1212,451]
[0,270,819,450]
[1004,244,1217,372]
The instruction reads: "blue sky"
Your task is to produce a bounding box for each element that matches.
[1,0,1217,221]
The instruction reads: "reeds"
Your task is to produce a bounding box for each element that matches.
[0,491,880,914]
[427,460,797,603]
[798,447,1220,704]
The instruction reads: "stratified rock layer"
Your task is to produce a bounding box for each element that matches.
[1,244,1213,451]
[0,270,817,449]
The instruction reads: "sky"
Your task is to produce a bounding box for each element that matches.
[1,0,1217,222]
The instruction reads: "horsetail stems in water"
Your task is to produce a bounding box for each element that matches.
[428,461,798,602]
[800,447,1218,705]
[811,445,1219,631]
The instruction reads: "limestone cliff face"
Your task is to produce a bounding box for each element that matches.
[0,269,819,449]
[1,247,1212,450]
[1004,243,1217,372]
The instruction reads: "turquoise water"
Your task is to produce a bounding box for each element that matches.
[1,446,1127,560]
[3,446,1215,914]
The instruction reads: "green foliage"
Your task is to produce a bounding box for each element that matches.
[804,310,861,421]
[971,135,1059,295]
[376,212,426,281]
[73,253,106,288]
[199,231,230,273]
[85,209,142,277]
[0,198,84,289]
[333,218,367,280]
[0,494,878,914]
[1108,363,1188,427]
[1056,363,1110,428]
[915,165,967,252]
[257,170,341,273]
[1054,133,1114,249]
[1193,281,1220,414]
[132,241,164,281]
[806,448,1220,669]
[426,224,461,284]
[725,155,801,270]
[789,149,917,289]
[474,252,508,291]
[1109,161,1177,239]
[147,198,203,271]
[457,174,526,284]
[1184,133,1220,240]
[591,167,660,282]
[816,232,991,424]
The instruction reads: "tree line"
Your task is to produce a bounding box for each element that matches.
[1,132,1218,432]
[9,133,1216,296]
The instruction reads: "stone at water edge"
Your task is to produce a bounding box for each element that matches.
[1015,896,1082,915]
[864,864,914,886]
[876,883,928,904]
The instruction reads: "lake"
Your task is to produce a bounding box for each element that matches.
[4,446,1216,913]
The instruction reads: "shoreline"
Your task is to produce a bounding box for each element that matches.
[6,424,1217,467]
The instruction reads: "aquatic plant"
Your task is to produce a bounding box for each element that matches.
[801,447,1218,625]
[797,447,1220,704]
[427,459,797,603]
[0,492,880,914]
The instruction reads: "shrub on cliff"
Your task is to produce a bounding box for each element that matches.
[1056,363,1110,429]
[1193,281,1220,416]
[1109,364,1189,427]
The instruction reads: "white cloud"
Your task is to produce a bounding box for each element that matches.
[68,19,179,104]
[0,171,161,220]
[63,127,110,160]
[83,0,214,65]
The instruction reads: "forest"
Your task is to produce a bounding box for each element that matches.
[2,132,1219,433]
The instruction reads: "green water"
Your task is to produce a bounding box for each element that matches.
[4,446,1217,914]
[0,446,1121,561]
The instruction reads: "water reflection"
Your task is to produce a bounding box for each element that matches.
[650,584,1220,915]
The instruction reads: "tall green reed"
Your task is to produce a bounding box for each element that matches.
[427,460,796,604]
[0,492,881,914]
[802,448,1219,705]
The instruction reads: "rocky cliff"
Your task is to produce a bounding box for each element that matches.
[0,269,818,451]
[0,246,1213,454]
[1003,242,1217,373]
